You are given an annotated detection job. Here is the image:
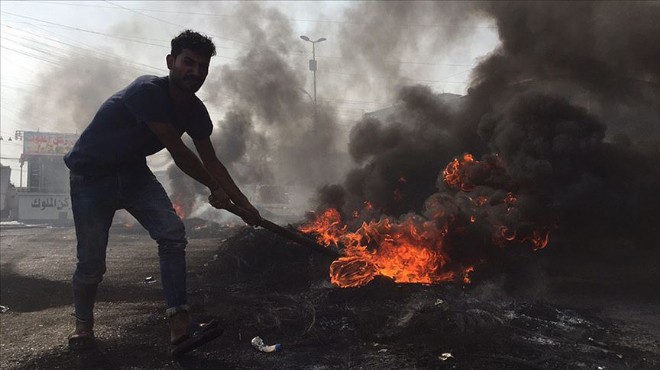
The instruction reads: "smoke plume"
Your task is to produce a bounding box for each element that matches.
[302,2,660,292]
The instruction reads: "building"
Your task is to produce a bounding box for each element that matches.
[16,131,78,224]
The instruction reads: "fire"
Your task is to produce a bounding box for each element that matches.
[495,225,517,243]
[302,210,466,287]
[443,153,476,191]
[472,195,489,207]
[299,208,346,247]
[525,229,550,250]
[300,152,553,288]
[173,201,185,220]
[493,225,552,250]
[463,266,475,284]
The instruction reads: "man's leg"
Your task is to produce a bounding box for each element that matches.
[69,173,117,345]
[124,171,224,355]
[123,172,189,330]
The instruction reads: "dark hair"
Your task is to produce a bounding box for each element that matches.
[171,30,216,58]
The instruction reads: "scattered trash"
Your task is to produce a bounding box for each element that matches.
[435,299,445,306]
[251,336,281,353]
[0,305,9,313]
[144,276,157,284]
[597,366,605,370]
[439,352,453,361]
[378,348,388,353]
[588,337,608,347]
[616,354,624,359]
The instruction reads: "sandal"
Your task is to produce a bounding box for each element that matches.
[170,320,223,357]
[68,317,96,350]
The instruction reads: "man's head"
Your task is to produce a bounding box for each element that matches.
[167,30,216,95]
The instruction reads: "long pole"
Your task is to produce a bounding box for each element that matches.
[223,203,339,259]
[312,42,317,106]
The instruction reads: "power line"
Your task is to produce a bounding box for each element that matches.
[1,11,170,47]
[1,18,240,63]
[0,45,60,66]
[28,1,497,30]
[102,1,248,46]
[1,24,165,74]
[2,11,476,69]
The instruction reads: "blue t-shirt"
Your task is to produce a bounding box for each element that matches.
[64,75,212,174]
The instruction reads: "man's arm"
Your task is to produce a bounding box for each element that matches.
[193,137,261,224]
[146,121,230,205]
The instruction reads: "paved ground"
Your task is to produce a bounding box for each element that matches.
[1,223,659,369]
[0,224,235,369]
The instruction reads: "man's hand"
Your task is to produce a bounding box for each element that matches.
[208,189,261,226]
[208,187,230,208]
[236,201,262,227]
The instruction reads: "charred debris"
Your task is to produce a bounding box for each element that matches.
[178,225,660,369]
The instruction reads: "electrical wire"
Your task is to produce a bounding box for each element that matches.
[1,11,171,47]
[2,10,477,69]
[2,24,165,74]
[28,1,497,30]
[102,1,248,46]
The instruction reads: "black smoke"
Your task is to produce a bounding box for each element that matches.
[309,2,660,292]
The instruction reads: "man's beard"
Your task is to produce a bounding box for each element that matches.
[172,74,203,94]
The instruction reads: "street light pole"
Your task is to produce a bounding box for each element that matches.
[300,35,326,107]
[312,41,317,106]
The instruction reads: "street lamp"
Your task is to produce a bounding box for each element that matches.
[300,35,326,106]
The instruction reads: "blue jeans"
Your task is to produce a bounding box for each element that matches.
[70,166,188,321]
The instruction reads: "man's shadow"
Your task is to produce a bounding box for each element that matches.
[17,317,231,370]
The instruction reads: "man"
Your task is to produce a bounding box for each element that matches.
[64,30,261,355]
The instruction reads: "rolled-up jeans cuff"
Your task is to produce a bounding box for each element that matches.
[165,304,190,318]
[72,313,94,323]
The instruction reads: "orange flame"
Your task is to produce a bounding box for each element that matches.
[173,202,185,220]
[525,229,550,250]
[299,208,346,247]
[443,153,475,191]
[300,152,553,288]
[302,210,468,287]
[463,266,475,284]
[473,195,489,207]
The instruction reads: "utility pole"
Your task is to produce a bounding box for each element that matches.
[300,35,326,108]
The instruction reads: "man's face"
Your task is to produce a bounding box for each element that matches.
[167,48,210,94]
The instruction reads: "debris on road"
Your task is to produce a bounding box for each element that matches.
[251,336,281,353]
[0,305,9,313]
[439,352,453,361]
[144,276,157,284]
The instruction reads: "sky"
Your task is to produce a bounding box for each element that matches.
[0,1,500,186]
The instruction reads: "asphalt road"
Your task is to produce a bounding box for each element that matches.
[2,223,659,369]
[0,224,233,369]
